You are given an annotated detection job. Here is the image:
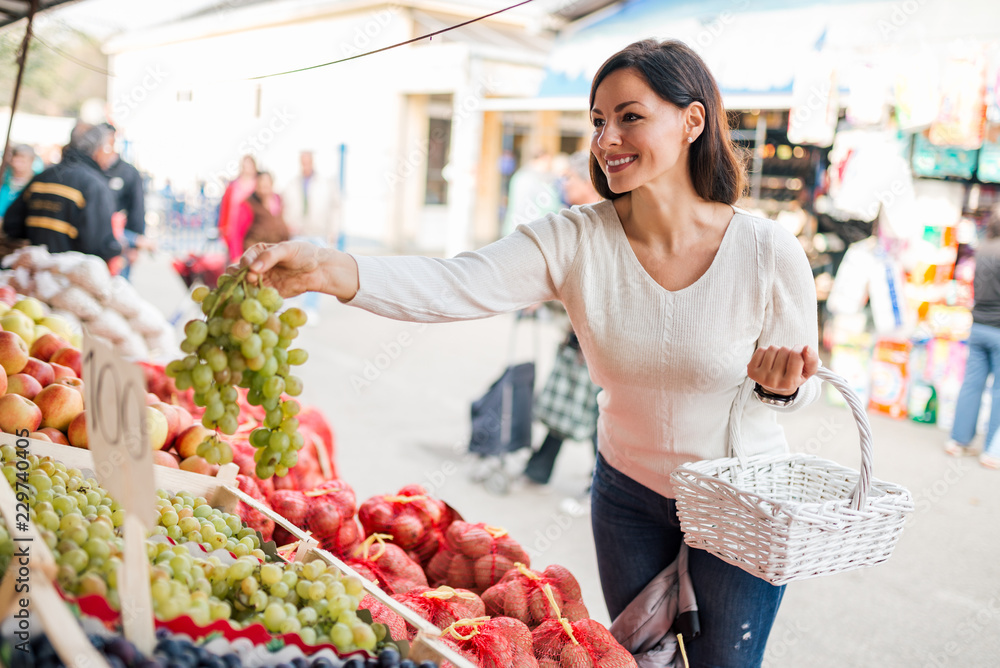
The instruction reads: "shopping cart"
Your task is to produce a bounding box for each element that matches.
[468,309,541,495]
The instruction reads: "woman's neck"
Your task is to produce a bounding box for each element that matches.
[615,185,724,252]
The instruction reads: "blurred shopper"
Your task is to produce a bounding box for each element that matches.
[500,150,562,237]
[283,150,342,321]
[523,151,604,499]
[0,144,41,218]
[101,124,154,280]
[947,204,1000,470]
[219,154,258,261]
[233,171,289,254]
[3,123,121,262]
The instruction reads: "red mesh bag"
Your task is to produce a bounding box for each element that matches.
[431,522,530,594]
[438,617,538,668]
[391,586,486,639]
[532,618,637,668]
[482,564,589,628]
[344,534,428,595]
[359,593,408,642]
[233,474,275,542]
[358,484,449,551]
[268,489,310,547]
[299,480,361,556]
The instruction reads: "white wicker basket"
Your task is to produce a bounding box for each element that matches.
[670,366,914,585]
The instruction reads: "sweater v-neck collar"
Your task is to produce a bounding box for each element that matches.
[598,199,739,295]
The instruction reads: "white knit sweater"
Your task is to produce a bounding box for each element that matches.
[347,199,819,498]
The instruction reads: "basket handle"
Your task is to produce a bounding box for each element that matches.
[729,366,873,511]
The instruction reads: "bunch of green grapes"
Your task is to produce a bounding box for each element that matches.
[166,270,308,477]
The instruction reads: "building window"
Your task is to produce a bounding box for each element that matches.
[425,116,451,205]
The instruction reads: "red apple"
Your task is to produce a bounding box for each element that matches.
[179,455,218,476]
[34,383,84,432]
[153,450,180,469]
[67,411,88,448]
[0,394,42,433]
[28,431,51,442]
[50,362,75,380]
[6,373,42,400]
[0,365,7,395]
[20,358,54,388]
[56,377,85,394]
[0,285,17,307]
[174,424,214,459]
[0,331,29,375]
[173,405,194,432]
[28,333,68,362]
[37,427,69,445]
[147,405,169,451]
[49,347,82,378]
[152,403,181,449]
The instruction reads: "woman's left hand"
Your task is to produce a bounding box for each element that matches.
[747,345,819,396]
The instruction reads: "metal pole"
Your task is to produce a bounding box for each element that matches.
[1,0,40,187]
[750,112,767,202]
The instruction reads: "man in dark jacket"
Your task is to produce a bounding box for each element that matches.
[2,123,122,262]
[102,123,152,279]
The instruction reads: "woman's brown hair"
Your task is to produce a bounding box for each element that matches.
[589,39,747,204]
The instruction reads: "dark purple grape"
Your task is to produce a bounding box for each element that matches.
[418,662,439,668]
[200,655,227,668]
[343,659,365,668]
[378,647,400,667]
[309,658,336,668]
[107,637,138,665]
[106,656,128,668]
[399,661,415,668]
[222,654,243,668]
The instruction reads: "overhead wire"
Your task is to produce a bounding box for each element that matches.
[14,0,539,82]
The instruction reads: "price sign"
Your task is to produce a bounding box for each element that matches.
[83,332,156,654]
[82,333,157,528]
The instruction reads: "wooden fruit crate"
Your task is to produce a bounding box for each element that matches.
[1,435,475,668]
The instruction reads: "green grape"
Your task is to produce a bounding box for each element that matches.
[258,286,283,311]
[268,431,290,451]
[259,328,279,350]
[203,401,225,422]
[280,308,308,328]
[280,450,298,468]
[240,334,262,359]
[263,602,286,631]
[262,376,285,399]
[249,428,271,449]
[192,364,214,390]
[240,298,267,325]
[281,400,301,417]
[260,356,279,378]
[217,414,239,436]
[192,286,210,303]
[284,376,304,396]
[288,349,309,365]
[330,622,354,650]
[205,347,229,372]
[184,320,209,347]
[245,354,266,372]
[231,319,253,342]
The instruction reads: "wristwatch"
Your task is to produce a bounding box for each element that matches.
[754,383,799,407]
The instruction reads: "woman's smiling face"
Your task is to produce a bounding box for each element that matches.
[590,67,692,195]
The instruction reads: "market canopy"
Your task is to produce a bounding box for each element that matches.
[535,0,1000,110]
[0,0,78,28]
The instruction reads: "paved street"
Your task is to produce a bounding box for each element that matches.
[133,251,1000,668]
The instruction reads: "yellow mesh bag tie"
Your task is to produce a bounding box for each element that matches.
[383,494,428,503]
[422,586,478,601]
[483,525,508,539]
[515,563,540,580]
[357,533,393,561]
[443,616,491,641]
[542,584,563,619]
[305,487,343,497]
[559,617,580,646]
[677,633,689,668]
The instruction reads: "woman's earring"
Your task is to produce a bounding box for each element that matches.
[688,136,695,143]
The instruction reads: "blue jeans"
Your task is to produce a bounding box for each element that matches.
[591,453,785,668]
[951,323,1000,454]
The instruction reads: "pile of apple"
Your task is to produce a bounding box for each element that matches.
[0,294,178,457]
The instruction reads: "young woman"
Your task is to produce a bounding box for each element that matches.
[233,39,820,667]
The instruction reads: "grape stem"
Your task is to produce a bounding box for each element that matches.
[209,266,251,319]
